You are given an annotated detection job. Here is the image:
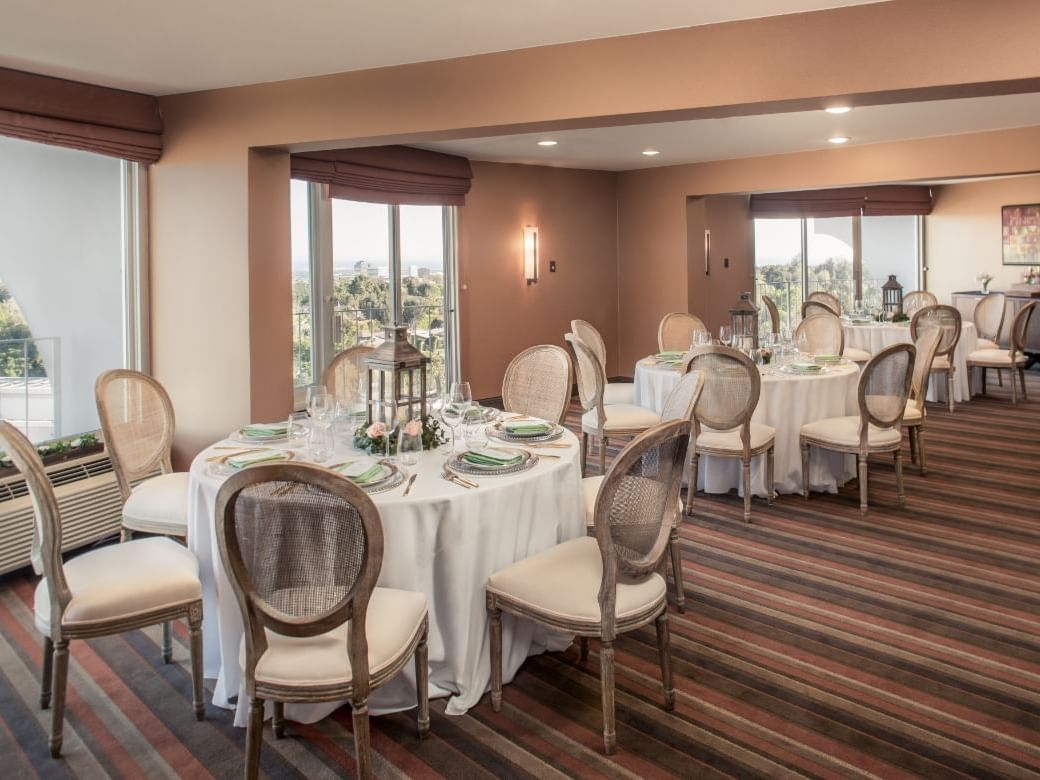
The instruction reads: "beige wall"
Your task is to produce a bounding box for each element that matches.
[149,0,1040,460]
[458,162,618,399]
[926,175,1040,305]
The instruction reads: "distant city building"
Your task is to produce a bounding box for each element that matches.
[417,267,431,279]
[353,260,369,276]
[408,265,421,278]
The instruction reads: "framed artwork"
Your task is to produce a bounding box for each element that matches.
[1002,204,1040,265]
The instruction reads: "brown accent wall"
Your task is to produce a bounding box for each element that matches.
[459,162,618,399]
[926,174,1040,305]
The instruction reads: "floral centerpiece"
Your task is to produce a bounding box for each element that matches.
[976,272,993,292]
[353,415,446,456]
[1024,267,1038,285]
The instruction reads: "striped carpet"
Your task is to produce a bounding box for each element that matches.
[0,374,1037,778]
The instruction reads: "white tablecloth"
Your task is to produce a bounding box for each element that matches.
[842,321,978,403]
[187,431,584,726]
[634,360,859,496]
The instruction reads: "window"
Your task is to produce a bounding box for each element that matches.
[291,182,457,401]
[755,214,920,333]
[0,136,146,443]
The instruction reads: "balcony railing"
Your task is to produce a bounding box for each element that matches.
[754,278,886,334]
[0,337,60,442]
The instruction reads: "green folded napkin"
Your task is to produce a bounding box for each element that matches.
[463,447,523,467]
[788,362,822,372]
[334,459,386,484]
[240,422,289,438]
[657,351,685,359]
[227,451,292,469]
[503,420,551,434]
[814,355,841,363]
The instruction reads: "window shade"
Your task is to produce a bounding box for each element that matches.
[290,146,473,206]
[0,67,163,164]
[750,185,932,218]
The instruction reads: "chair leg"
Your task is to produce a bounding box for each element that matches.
[40,636,54,709]
[894,449,905,507]
[668,525,685,613]
[766,447,775,505]
[415,624,430,739]
[685,453,698,516]
[947,371,955,413]
[1020,367,1028,400]
[858,454,869,515]
[1011,369,1018,404]
[801,440,810,499]
[161,620,173,664]
[908,425,918,466]
[352,699,372,780]
[918,426,928,475]
[981,366,987,396]
[272,702,285,739]
[655,613,675,711]
[741,458,752,523]
[997,366,1003,386]
[245,698,264,780]
[600,640,616,755]
[599,436,608,476]
[579,637,589,664]
[580,432,588,477]
[488,599,503,711]
[188,605,204,721]
[49,640,69,758]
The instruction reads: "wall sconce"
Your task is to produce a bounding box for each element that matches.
[523,225,539,284]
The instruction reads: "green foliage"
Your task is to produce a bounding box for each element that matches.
[0,432,101,468]
[352,414,446,456]
[0,282,46,378]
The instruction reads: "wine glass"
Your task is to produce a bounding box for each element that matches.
[307,422,333,463]
[718,325,732,347]
[692,329,712,349]
[307,386,333,425]
[441,383,471,452]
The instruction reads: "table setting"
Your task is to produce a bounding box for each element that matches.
[186,378,585,727]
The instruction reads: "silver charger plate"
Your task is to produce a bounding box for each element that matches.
[447,448,537,477]
[779,365,830,376]
[206,450,295,478]
[490,422,564,444]
[331,459,399,491]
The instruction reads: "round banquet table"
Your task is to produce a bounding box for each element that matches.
[634,359,860,496]
[841,321,978,403]
[187,428,584,727]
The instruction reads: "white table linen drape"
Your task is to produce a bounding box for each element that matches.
[188,432,585,726]
[634,360,859,495]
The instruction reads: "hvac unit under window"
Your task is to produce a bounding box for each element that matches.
[0,451,142,576]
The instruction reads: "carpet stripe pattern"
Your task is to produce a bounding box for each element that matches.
[0,374,1037,778]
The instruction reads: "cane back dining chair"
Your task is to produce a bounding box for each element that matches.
[96,369,188,541]
[801,299,838,320]
[807,290,841,315]
[216,463,430,780]
[685,346,775,523]
[487,420,690,754]
[901,290,938,318]
[761,294,781,336]
[657,312,709,353]
[567,333,660,476]
[502,344,573,425]
[967,300,1036,404]
[902,325,943,475]
[794,312,845,357]
[582,369,704,612]
[910,304,962,413]
[571,319,634,405]
[973,292,1007,350]
[322,344,375,407]
[800,343,915,514]
[0,421,205,758]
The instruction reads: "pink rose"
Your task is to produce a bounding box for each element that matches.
[366,422,387,438]
[403,419,423,437]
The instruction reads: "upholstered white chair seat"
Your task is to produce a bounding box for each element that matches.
[240,588,427,688]
[486,536,666,625]
[976,337,1000,350]
[967,348,1023,367]
[801,415,901,448]
[696,422,775,453]
[34,537,201,635]
[603,382,636,406]
[843,347,872,363]
[123,472,190,536]
[902,402,924,424]
[931,355,952,370]
[582,404,661,432]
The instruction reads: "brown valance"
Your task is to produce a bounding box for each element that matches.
[750,185,932,219]
[0,67,163,164]
[290,145,473,206]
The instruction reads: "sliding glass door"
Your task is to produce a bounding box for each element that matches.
[291,181,458,402]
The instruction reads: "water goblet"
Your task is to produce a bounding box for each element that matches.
[307,422,334,463]
[718,325,732,347]
[463,407,489,453]
[287,411,310,448]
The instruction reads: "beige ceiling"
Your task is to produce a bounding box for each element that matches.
[417,92,1040,171]
[0,0,884,95]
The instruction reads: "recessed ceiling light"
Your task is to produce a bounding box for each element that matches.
[825,106,851,114]
[536,140,558,147]
[641,149,660,156]
[828,136,850,144]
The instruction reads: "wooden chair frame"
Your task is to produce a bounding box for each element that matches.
[216,462,429,779]
[657,312,708,352]
[502,344,573,425]
[761,294,781,335]
[685,346,774,523]
[488,420,691,754]
[795,312,846,357]
[322,344,376,406]
[910,304,962,413]
[807,290,841,315]
[801,343,915,514]
[0,420,204,758]
[967,300,1036,404]
[901,290,938,316]
[903,327,943,474]
[973,292,1007,346]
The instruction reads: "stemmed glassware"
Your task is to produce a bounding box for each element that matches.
[306,385,334,462]
[440,382,472,452]
[718,325,732,347]
[692,330,712,349]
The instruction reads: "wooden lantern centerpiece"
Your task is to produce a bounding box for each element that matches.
[364,325,430,425]
[882,274,903,317]
[729,291,759,350]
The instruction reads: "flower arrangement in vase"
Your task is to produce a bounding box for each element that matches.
[976,272,993,293]
[1024,267,1038,285]
[353,415,446,456]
